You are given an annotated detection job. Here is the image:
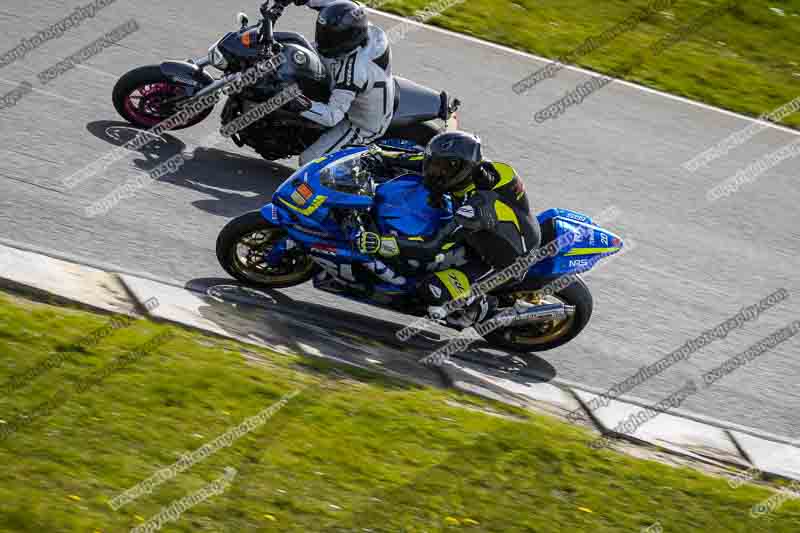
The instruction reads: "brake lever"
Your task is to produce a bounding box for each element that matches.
[267,0,292,20]
[268,5,284,21]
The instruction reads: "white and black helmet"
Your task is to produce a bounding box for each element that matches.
[315,1,369,58]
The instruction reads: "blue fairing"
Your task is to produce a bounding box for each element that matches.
[528,208,624,277]
[261,148,623,300]
[536,208,594,226]
[269,147,371,238]
[374,175,453,237]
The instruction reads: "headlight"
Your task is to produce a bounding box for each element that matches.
[207,44,228,70]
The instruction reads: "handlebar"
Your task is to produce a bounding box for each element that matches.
[258,3,274,47]
[257,1,289,53]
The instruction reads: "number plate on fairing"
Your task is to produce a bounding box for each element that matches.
[291,183,314,206]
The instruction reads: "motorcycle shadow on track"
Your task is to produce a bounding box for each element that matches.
[183,277,446,386]
[159,145,294,217]
[86,120,186,160]
[450,345,557,382]
[184,278,558,383]
[85,120,294,217]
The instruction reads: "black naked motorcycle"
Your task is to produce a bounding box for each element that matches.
[111,0,460,160]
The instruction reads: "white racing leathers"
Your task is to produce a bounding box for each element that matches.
[299,24,395,165]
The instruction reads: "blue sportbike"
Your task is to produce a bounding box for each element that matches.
[216,144,624,352]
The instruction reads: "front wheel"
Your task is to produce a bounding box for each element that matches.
[112,65,213,129]
[216,211,318,289]
[483,276,594,352]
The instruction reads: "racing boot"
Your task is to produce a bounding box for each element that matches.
[429,294,498,329]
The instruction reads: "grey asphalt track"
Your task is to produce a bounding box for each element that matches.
[0,0,798,440]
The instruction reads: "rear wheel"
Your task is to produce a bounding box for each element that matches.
[216,211,318,289]
[112,65,213,129]
[483,276,593,352]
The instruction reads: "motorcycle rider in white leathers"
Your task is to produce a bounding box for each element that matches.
[292,0,395,165]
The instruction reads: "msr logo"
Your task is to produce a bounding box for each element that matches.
[569,259,589,268]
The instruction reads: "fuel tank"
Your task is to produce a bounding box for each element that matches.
[218,29,330,102]
[374,175,453,238]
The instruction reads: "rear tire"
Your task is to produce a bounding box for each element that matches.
[112,65,213,130]
[216,211,317,289]
[483,276,594,352]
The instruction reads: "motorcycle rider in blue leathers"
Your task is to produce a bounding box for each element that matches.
[356,131,542,328]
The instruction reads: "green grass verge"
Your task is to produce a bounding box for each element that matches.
[0,290,799,532]
[375,0,800,128]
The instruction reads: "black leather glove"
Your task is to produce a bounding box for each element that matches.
[286,93,313,113]
[293,0,309,5]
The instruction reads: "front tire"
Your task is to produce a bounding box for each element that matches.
[483,276,594,352]
[216,211,318,289]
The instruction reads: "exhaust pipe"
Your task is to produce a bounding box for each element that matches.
[490,303,574,327]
